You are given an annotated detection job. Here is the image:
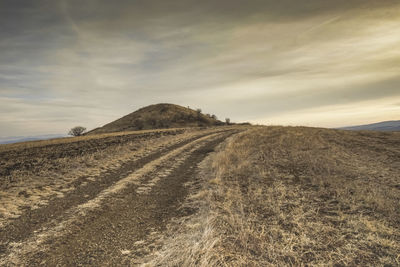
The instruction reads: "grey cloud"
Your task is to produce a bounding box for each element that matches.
[0,0,399,136]
[58,0,399,25]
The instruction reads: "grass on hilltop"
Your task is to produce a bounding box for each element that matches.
[88,103,225,135]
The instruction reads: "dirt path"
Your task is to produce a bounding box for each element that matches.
[0,130,237,266]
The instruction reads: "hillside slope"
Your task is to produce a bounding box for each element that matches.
[88,103,224,134]
[0,134,66,145]
[340,120,400,131]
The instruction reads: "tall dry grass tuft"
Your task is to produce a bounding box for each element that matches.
[147,126,400,266]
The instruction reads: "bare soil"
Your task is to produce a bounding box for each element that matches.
[0,129,185,179]
[0,128,238,266]
[3,126,396,266]
[0,127,230,227]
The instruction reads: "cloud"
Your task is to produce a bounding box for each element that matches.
[254,97,400,128]
[0,0,399,136]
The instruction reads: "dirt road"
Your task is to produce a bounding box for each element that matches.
[0,129,238,266]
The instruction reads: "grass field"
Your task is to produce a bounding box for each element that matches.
[1,125,398,265]
[148,126,400,266]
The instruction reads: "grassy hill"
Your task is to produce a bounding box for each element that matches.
[88,103,224,134]
[339,120,400,131]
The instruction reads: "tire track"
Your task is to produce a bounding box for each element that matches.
[1,129,237,266]
[0,130,224,247]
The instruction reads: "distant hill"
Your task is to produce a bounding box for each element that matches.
[339,120,400,131]
[0,134,67,144]
[88,103,225,135]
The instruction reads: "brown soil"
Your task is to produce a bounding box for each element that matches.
[0,131,214,245]
[0,129,185,179]
[0,127,232,228]
[0,129,238,266]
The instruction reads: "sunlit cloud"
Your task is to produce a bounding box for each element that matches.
[0,0,399,136]
[254,97,400,128]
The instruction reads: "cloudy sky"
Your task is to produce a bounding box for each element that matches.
[1,0,399,137]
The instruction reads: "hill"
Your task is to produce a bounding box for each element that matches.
[88,103,224,135]
[0,134,66,145]
[339,120,400,131]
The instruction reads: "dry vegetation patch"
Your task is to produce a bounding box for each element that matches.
[148,126,400,266]
[0,128,224,227]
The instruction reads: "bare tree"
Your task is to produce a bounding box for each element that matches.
[196,108,202,119]
[68,126,86,136]
[225,118,230,125]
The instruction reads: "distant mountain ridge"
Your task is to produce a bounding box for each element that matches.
[88,103,225,135]
[339,120,400,131]
[0,134,67,144]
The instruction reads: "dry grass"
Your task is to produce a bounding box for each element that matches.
[147,126,400,266]
[0,132,227,267]
[0,127,226,227]
[0,128,185,152]
[89,103,224,134]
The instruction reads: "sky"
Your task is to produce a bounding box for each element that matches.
[0,0,399,137]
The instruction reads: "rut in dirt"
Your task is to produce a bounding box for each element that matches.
[1,130,237,266]
[0,130,225,250]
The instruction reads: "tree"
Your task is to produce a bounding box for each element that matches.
[225,118,230,125]
[211,114,217,120]
[68,126,86,136]
[196,108,202,119]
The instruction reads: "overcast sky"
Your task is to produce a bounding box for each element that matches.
[1,0,399,137]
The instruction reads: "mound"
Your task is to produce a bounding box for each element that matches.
[88,103,224,134]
